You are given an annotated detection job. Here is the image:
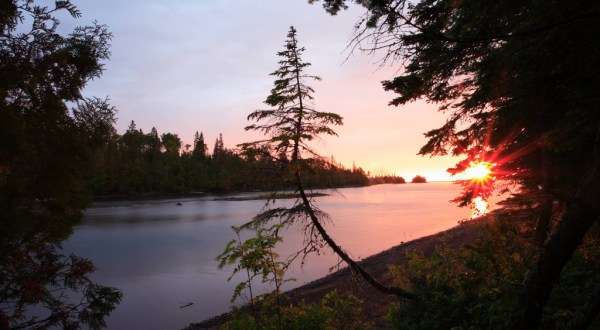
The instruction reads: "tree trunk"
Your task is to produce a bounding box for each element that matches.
[514,201,597,329]
[294,171,418,301]
[534,147,553,246]
[533,198,553,246]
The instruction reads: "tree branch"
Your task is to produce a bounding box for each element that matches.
[294,170,418,301]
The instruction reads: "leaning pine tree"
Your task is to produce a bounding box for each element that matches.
[230,26,416,301]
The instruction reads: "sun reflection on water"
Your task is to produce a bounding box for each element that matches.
[471,196,489,219]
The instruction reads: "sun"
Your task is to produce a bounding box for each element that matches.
[464,162,492,181]
[461,161,494,219]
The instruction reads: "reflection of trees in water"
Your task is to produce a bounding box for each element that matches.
[2,232,122,329]
[1,1,121,328]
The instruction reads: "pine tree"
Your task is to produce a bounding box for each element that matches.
[312,0,600,327]
[190,131,209,189]
[0,1,121,327]
[212,133,226,159]
[160,133,184,192]
[192,131,207,159]
[236,26,415,301]
[146,127,162,157]
[243,26,342,164]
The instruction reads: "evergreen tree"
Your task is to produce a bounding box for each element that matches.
[192,131,207,159]
[212,133,225,160]
[160,133,184,191]
[119,121,145,191]
[146,127,162,156]
[0,1,121,327]
[144,127,162,190]
[236,26,414,301]
[243,27,341,164]
[190,131,209,189]
[75,97,118,193]
[121,120,144,156]
[312,0,600,327]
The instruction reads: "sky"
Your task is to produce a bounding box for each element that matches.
[63,0,462,181]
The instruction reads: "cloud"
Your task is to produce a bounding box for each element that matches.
[70,0,458,176]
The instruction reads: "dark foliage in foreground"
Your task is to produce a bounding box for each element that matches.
[311,0,600,327]
[1,1,121,328]
[219,290,372,330]
[221,28,418,327]
[387,211,600,329]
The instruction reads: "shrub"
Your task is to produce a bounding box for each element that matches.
[385,213,600,329]
[223,290,372,330]
[386,214,534,329]
[411,175,427,183]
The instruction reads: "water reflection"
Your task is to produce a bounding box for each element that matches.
[0,211,122,329]
[62,182,491,329]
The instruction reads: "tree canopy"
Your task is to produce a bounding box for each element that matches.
[83,123,369,195]
[242,26,343,164]
[0,1,121,327]
[231,26,417,307]
[310,0,600,327]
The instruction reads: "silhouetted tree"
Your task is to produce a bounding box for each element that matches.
[237,26,416,301]
[144,127,162,190]
[87,126,369,195]
[411,175,426,183]
[0,1,121,327]
[193,131,208,159]
[146,127,162,156]
[188,131,208,189]
[119,121,146,191]
[77,97,119,192]
[160,133,184,192]
[161,133,181,155]
[212,133,225,161]
[311,0,600,327]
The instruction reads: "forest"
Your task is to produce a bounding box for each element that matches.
[1,0,599,329]
[86,121,371,196]
[214,1,600,329]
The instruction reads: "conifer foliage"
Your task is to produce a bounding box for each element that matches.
[231,27,416,307]
[0,1,122,328]
[311,0,600,327]
[242,26,343,164]
[237,25,345,274]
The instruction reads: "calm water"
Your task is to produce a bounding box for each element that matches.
[63,182,486,329]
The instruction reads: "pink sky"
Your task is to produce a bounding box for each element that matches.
[70,0,461,181]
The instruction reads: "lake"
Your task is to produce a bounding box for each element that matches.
[62,182,489,329]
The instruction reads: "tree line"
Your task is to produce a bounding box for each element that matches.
[218,0,600,328]
[87,120,370,195]
[5,0,597,328]
[0,3,371,327]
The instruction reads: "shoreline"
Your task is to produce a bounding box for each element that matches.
[187,216,488,329]
[90,182,442,201]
